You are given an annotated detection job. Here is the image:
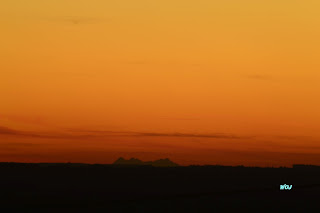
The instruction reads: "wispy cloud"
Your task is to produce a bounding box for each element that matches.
[0,126,78,139]
[45,16,108,25]
[131,132,242,139]
[120,60,203,68]
[19,15,111,25]
[4,126,314,143]
[66,129,247,139]
[0,126,22,135]
[247,74,273,80]
[0,125,248,140]
[159,116,200,121]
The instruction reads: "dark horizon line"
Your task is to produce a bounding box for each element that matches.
[1,161,319,168]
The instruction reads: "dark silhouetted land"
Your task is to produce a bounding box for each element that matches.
[113,157,179,167]
[0,161,319,212]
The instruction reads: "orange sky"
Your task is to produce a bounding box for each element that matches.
[1,1,320,166]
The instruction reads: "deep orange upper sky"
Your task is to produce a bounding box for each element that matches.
[1,1,320,166]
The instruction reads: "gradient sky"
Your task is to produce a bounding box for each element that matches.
[1,1,320,166]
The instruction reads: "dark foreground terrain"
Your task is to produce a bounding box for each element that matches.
[0,163,319,212]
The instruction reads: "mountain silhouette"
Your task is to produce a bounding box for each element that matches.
[113,157,179,167]
[113,157,144,165]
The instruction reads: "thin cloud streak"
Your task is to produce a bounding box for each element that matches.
[132,132,243,139]
[2,126,313,142]
[0,126,247,140]
[66,129,248,139]
[0,126,88,139]
[159,117,200,121]
[247,74,273,80]
[10,15,111,25]
[45,16,108,25]
[0,126,40,137]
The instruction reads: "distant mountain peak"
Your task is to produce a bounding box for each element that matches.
[113,157,179,167]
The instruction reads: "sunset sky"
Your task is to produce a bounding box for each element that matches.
[1,1,320,166]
